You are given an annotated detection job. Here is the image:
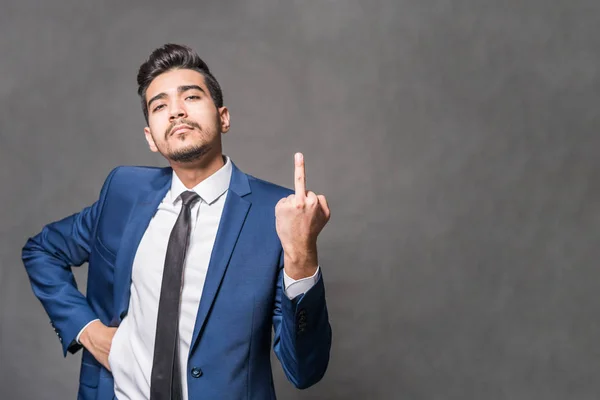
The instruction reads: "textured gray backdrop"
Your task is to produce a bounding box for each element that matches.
[1,0,599,399]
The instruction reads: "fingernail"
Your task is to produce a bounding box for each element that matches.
[295,152,303,163]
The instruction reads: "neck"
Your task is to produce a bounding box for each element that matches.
[170,151,226,189]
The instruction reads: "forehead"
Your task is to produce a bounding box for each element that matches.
[145,68,207,99]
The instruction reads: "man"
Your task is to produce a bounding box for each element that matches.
[22,43,332,400]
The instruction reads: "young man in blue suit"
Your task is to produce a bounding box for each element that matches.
[22,43,332,400]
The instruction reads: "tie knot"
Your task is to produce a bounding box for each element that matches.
[179,191,200,207]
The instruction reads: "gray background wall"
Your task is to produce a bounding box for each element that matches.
[1,0,599,399]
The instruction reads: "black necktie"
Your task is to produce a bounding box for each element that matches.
[150,190,200,400]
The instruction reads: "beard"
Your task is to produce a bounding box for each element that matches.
[150,115,221,163]
[164,118,212,163]
[169,142,212,163]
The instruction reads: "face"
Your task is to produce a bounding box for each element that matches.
[143,68,230,164]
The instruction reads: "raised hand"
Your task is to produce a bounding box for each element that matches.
[275,153,331,279]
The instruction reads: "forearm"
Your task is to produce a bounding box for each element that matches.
[274,271,332,389]
[21,167,117,355]
[22,223,98,355]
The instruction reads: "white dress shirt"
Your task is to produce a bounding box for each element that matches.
[79,156,319,400]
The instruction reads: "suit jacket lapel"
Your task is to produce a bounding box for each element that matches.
[112,168,171,325]
[189,163,252,353]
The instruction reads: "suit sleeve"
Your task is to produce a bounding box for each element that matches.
[21,167,119,356]
[272,251,332,389]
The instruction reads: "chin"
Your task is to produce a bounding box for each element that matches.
[168,144,211,163]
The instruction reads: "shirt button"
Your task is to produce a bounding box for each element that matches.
[191,367,203,378]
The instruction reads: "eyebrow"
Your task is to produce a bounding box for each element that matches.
[147,85,207,109]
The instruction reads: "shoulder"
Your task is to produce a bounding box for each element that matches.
[101,165,170,194]
[105,165,169,183]
[108,165,169,180]
[246,174,293,204]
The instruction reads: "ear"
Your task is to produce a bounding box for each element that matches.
[143,127,159,152]
[218,106,230,134]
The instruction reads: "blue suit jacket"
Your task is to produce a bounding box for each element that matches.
[22,162,331,399]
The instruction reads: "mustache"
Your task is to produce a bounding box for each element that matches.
[165,119,202,139]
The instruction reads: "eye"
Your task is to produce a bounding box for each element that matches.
[186,95,200,100]
[152,104,166,112]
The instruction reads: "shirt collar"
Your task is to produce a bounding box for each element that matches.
[169,155,232,205]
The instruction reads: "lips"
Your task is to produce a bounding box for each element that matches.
[170,125,193,136]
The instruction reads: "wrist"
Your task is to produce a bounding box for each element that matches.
[284,249,318,280]
[79,320,100,348]
[283,251,317,266]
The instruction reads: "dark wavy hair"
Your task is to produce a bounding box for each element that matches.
[137,43,223,123]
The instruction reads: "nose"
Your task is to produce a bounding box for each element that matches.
[169,100,187,121]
